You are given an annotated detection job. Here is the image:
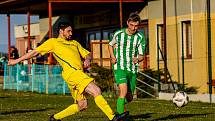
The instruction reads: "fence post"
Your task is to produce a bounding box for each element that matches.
[3,63,7,89]
[31,64,35,92]
[16,64,19,92]
[45,65,49,94]
[9,66,12,89]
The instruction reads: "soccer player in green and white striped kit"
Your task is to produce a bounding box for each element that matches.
[108,12,146,119]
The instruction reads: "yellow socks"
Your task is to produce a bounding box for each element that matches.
[95,95,115,120]
[54,104,79,120]
[54,96,115,120]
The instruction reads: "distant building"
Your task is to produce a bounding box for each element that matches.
[14,23,40,56]
[140,0,215,93]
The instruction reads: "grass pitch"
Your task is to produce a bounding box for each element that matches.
[0,89,214,121]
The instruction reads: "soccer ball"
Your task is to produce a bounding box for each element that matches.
[20,70,26,76]
[172,91,189,107]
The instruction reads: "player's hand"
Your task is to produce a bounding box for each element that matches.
[111,57,117,64]
[132,57,139,64]
[83,59,90,68]
[8,59,18,66]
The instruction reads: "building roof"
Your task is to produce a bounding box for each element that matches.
[0,0,145,16]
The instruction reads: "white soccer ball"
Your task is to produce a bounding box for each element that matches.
[172,91,189,107]
[20,70,26,76]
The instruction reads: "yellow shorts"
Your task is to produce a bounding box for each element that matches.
[65,70,94,102]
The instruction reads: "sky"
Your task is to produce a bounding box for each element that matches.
[0,14,39,53]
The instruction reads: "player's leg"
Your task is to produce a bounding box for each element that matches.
[59,70,120,120]
[51,90,91,121]
[73,70,114,119]
[130,73,137,95]
[50,71,89,121]
[51,101,86,121]
[114,70,128,115]
[50,88,84,120]
[117,83,127,114]
[51,104,80,120]
[85,82,117,120]
[85,82,128,121]
[126,73,137,103]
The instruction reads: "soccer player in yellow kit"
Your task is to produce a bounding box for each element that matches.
[8,22,127,121]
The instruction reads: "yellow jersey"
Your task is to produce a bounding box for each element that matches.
[36,38,90,81]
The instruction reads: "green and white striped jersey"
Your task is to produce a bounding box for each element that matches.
[109,28,146,73]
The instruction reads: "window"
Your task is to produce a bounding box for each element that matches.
[182,21,192,59]
[103,31,114,40]
[86,29,115,49]
[89,34,95,40]
[86,32,99,49]
[157,24,164,60]
[103,32,109,40]
[95,33,101,40]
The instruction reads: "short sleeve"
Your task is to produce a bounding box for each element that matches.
[76,41,90,58]
[109,34,117,46]
[137,34,146,55]
[35,38,55,55]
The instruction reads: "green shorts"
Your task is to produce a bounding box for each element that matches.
[114,69,137,94]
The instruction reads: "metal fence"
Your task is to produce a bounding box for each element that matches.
[3,63,70,94]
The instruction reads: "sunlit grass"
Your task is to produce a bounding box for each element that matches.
[0,89,214,121]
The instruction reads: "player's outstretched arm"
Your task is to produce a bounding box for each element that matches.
[8,49,39,66]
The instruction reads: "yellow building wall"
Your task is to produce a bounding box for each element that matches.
[149,13,215,93]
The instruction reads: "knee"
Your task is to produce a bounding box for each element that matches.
[86,82,101,97]
[79,105,87,111]
[78,101,88,111]
[118,84,128,98]
[119,88,128,98]
[93,86,101,97]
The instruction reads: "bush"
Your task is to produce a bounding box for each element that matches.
[89,64,198,98]
[89,63,114,92]
[177,83,198,94]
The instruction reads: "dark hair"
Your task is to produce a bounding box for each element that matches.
[10,46,19,59]
[57,22,72,34]
[127,12,141,23]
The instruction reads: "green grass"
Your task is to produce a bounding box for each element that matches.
[0,89,214,121]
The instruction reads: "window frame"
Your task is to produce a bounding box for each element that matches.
[156,24,164,61]
[181,21,192,59]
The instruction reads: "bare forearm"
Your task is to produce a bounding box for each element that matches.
[17,50,38,63]
[108,45,115,58]
[8,49,39,65]
[108,45,117,64]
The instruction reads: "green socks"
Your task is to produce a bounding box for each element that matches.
[117,97,125,114]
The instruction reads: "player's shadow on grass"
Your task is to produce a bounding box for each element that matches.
[0,108,54,115]
[126,113,155,121]
[0,96,9,98]
[152,113,213,121]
